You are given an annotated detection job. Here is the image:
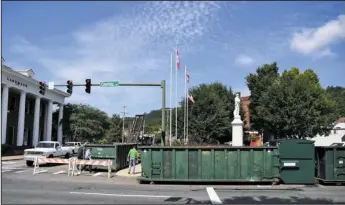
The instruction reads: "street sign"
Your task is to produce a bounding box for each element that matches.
[100,81,119,87]
[48,82,55,90]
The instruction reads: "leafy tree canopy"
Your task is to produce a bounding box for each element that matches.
[326,86,345,117]
[246,63,338,139]
[174,82,238,144]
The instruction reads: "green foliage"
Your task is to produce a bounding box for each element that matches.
[145,121,161,134]
[177,82,236,144]
[246,62,280,130]
[172,140,184,146]
[101,114,123,144]
[326,86,345,117]
[69,104,110,141]
[246,63,338,139]
[53,104,110,142]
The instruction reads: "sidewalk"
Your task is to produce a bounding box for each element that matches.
[2,155,23,161]
[115,163,141,177]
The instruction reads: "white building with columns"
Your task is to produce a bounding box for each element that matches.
[1,63,69,147]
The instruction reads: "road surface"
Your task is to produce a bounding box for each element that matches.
[2,160,345,204]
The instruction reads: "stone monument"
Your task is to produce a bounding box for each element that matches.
[232,93,244,146]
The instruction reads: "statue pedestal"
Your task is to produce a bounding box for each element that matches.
[232,116,243,146]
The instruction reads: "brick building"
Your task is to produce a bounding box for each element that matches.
[240,96,251,129]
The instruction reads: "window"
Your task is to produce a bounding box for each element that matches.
[40,104,45,117]
[7,126,15,145]
[39,128,44,142]
[25,100,30,114]
[24,128,29,146]
[8,96,16,111]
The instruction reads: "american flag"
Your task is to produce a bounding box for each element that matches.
[186,70,190,83]
[176,48,180,70]
[188,94,195,103]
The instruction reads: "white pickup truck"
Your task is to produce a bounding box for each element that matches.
[23,141,74,167]
[62,142,81,154]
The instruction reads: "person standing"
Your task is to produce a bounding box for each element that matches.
[80,147,92,174]
[76,145,85,171]
[127,145,138,175]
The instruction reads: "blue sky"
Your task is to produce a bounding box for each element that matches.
[2,1,345,116]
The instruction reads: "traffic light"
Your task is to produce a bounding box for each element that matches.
[85,79,91,94]
[39,81,46,95]
[66,80,73,94]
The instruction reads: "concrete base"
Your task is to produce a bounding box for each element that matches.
[232,117,244,146]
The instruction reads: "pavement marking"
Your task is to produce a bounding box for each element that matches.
[2,167,25,170]
[92,172,102,177]
[206,187,222,204]
[14,170,27,174]
[52,170,66,175]
[35,170,48,173]
[69,191,171,198]
[253,196,261,201]
[1,161,18,165]
[257,185,273,188]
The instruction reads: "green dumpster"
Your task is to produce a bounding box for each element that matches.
[85,143,137,171]
[139,146,280,183]
[278,139,315,184]
[315,146,345,185]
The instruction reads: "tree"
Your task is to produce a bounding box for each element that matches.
[247,65,337,139]
[99,114,123,144]
[246,62,280,131]
[326,86,345,117]
[69,104,110,142]
[177,82,236,144]
[52,103,79,142]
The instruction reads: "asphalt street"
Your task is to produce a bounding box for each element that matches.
[2,160,345,204]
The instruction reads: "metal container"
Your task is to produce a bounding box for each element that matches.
[277,139,315,184]
[316,146,345,185]
[139,146,280,183]
[85,143,137,171]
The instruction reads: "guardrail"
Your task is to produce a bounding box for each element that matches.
[32,157,113,178]
[70,158,113,178]
[33,157,74,176]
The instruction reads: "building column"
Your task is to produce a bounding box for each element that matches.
[46,100,53,141]
[32,96,41,146]
[17,91,26,146]
[57,104,64,144]
[2,84,9,144]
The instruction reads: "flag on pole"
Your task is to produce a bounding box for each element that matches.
[188,94,195,104]
[176,48,180,70]
[186,70,190,83]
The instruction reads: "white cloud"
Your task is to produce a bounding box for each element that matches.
[290,14,345,56]
[9,1,223,115]
[235,54,254,66]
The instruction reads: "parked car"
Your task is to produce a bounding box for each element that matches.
[23,141,73,167]
[62,142,81,154]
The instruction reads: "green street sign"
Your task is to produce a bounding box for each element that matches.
[100,81,119,87]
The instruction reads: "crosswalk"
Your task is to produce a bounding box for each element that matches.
[2,160,108,177]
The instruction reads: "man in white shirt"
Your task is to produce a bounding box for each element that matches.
[80,148,92,174]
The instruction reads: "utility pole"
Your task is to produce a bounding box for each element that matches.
[121,105,128,143]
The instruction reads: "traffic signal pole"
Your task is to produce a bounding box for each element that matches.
[52,80,166,146]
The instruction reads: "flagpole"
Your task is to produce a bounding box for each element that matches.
[186,82,189,144]
[169,53,173,146]
[183,65,187,144]
[175,46,178,143]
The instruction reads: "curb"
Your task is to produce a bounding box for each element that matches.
[115,172,141,178]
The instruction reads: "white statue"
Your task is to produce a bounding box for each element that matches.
[233,93,240,117]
